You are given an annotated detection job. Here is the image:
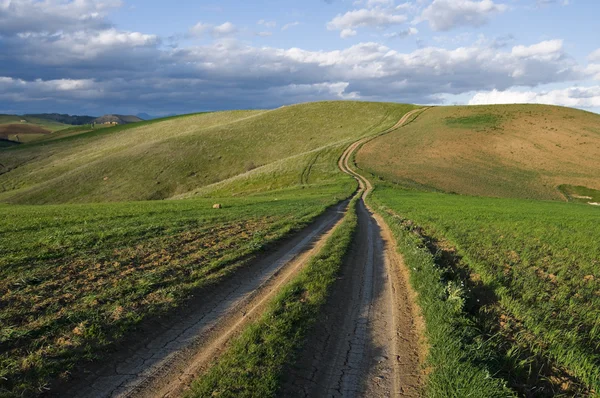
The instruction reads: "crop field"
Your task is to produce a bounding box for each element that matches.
[0,184,352,396]
[357,104,600,201]
[0,102,416,205]
[368,184,600,396]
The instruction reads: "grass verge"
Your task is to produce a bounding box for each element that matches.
[369,184,600,396]
[186,197,358,398]
[370,196,515,398]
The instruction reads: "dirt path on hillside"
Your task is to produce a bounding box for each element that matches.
[283,108,425,397]
[58,203,347,398]
[56,108,424,398]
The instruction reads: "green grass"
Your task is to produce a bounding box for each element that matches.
[0,184,353,397]
[0,102,417,204]
[187,197,358,398]
[558,184,600,204]
[445,113,503,129]
[358,104,600,201]
[369,184,600,396]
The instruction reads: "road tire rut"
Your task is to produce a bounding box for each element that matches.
[57,202,348,398]
[282,108,424,397]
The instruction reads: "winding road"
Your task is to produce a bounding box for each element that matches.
[61,108,424,398]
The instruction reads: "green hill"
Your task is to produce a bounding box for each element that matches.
[357,104,600,201]
[0,102,417,205]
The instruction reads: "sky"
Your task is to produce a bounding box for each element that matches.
[0,0,599,116]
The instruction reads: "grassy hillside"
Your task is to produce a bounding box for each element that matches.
[0,102,417,204]
[357,105,600,201]
[370,185,600,396]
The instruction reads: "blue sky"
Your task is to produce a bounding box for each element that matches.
[0,0,599,116]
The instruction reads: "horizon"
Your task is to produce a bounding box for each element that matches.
[1,0,599,115]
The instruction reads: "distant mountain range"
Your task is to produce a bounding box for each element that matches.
[25,113,96,125]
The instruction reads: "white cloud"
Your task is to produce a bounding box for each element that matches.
[0,76,103,101]
[327,8,407,38]
[256,31,273,37]
[0,0,122,35]
[257,19,276,28]
[281,22,300,31]
[585,64,600,81]
[385,27,418,38]
[468,86,600,108]
[189,22,238,38]
[511,39,563,59]
[354,0,395,7]
[418,0,507,31]
[589,49,600,63]
[212,22,237,37]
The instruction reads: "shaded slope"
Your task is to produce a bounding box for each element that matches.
[357,104,600,200]
[0,101,416,204]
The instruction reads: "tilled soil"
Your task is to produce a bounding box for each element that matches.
[57,202,347,398]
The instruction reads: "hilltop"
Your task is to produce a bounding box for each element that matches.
[357,104,600,201]
[93,114,144,125]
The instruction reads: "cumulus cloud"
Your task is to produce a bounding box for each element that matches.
[190,22,238,38]
[0,33,585,114]
[511,39,563,59]
[385,27,418,38]
[0,0,121,35]
[418,0,507,31]
[327,8,407,38]
[589,49,600,63]
[468,86,600,108]
[0,0,592,115]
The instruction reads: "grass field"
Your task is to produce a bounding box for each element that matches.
[0,102,417,204]
[369,184,600,396]
[357,104,600,201]
[0,184,354,396]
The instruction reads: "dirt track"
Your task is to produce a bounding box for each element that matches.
[59,108,424,398]
[283,108,424,397]
[60,202,347,398]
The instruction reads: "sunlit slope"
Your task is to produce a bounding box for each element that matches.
[357,104,600,200]
[0,102,416,204]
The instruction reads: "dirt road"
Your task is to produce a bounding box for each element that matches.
[60,108,424,398]
[284,108,424,397]
[61,202,347,398]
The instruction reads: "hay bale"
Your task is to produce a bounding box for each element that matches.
[212,204,222,209]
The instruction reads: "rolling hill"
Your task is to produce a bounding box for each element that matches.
[0,102,416,204]
[93,114,144,125]
[357,104,600,201]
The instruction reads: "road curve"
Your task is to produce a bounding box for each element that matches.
[285,107,425,397]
